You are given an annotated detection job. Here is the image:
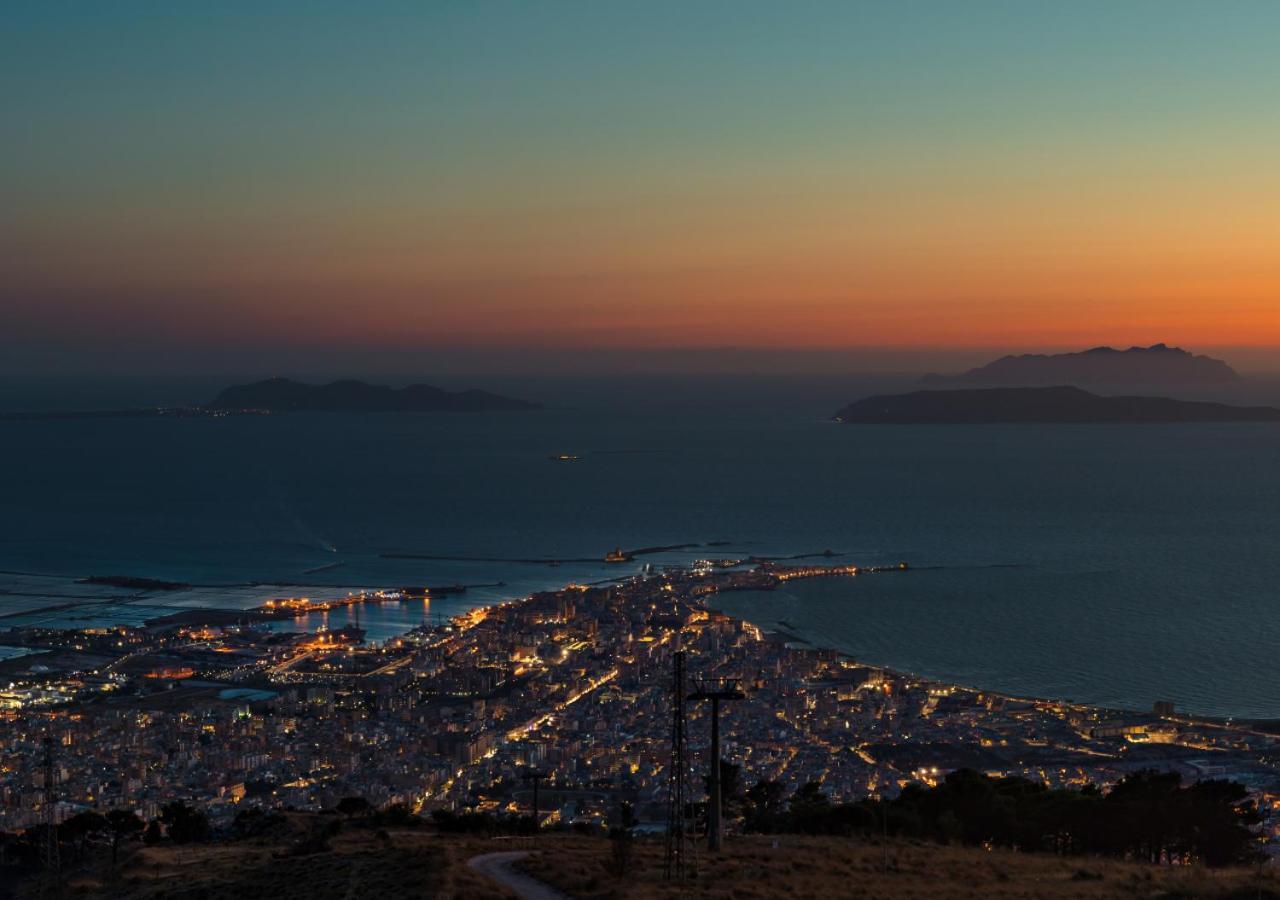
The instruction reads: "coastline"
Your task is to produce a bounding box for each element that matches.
[701,601,1280,742]
[623,565,1274,733]
[699,594,1271,735]
[6,556,1280,838]
[1,559,1274,728]
[5,400,1280,724]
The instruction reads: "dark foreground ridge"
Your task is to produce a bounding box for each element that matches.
[921,343,1240,385]
[835,385,1280,424]
[206,377,537,412]
[6,814,1277,900]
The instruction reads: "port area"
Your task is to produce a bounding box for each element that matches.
[0,557,912,708]
[694,559,908,591]
[2,558,909,702]
[130,584,496,632]
[251,584,490,619]
[141,558,907,631]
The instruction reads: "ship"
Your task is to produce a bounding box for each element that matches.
[549,453,581,462]
[604,547,633,563]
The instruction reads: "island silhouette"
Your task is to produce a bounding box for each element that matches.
[834,385,1280,424]
[206,377,537,412]
[921,343,1239,386]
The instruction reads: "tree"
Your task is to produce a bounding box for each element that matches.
[336,796,372,820]
[933,769,1015,845]
[376,802,420,828]
[0,828,38,872]
[232,808,287,840]
[607,802,636,877]
[106,809,144,867]
[743,779,787,833]
[1182,779,1261,867]
[159,801,211,844]
[143,820,162,846]
[60,810,107,860]
[704,761,745,825]
[1102,770,1184,863]
[787,781,832,832]
[690,768,1262,867]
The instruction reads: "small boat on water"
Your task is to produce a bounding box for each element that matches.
[549,453,581,462]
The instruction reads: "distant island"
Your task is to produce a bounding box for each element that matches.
[0,378,537,420]
[921,344,1240,386]
[206,378,538,412]
[834,386,1280,424]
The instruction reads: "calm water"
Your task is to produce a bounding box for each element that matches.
[2,375,1279,717]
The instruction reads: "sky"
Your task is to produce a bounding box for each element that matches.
[3,1,1279,374]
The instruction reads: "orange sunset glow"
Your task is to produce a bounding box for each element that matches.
[3,3,1278,372]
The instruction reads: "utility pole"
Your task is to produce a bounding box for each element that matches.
[663,649,695,880]
[690,678,743,853]
[41,736,60,873]
[521,767,546,831]
[878,791,889,873]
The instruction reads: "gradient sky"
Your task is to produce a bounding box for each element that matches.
[3,1,1279,373]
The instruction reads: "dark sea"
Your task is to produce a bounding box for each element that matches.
[3,373,1279,719]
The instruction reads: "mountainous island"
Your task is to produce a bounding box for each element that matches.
[206,378,537,412]
[834,386,1280,424]
[921,344,1240,386]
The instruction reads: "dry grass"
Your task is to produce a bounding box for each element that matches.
[518,834,1280,900]
[25,824,1280,899]
[26,823,521,900]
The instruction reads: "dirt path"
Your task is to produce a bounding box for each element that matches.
[466,850,572,899]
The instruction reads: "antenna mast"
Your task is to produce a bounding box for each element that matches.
[663,648,696,879]
[41,736,60,873]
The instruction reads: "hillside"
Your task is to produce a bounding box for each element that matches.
[16,823,1278,900]
[921,344,1240,386]
[206,378,537,412]
[7,817,503,900]
[519,834,1279,899]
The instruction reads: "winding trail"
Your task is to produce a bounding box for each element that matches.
[467,850,572,900]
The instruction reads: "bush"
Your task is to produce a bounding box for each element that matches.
[742,770,1262,867]
[159,801,212,844]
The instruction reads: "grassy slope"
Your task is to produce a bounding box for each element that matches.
[23,823,1280,899]
[519,834,1280,900]
[27,823,513,900]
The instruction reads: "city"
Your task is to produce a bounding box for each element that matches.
[5,562,1280,853]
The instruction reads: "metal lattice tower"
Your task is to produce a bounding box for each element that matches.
[663,649,696,880]
[41,736,59,872]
